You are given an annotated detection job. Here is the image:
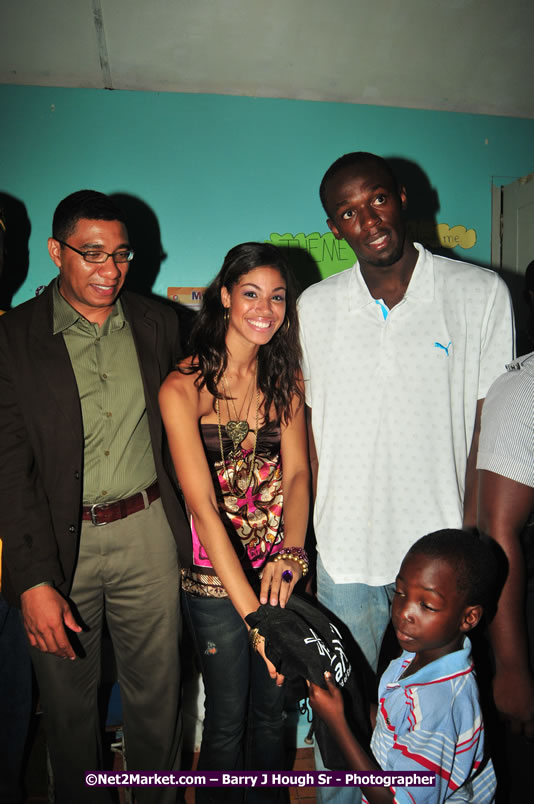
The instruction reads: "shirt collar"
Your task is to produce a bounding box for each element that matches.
[390,635,473,688]
[52,278,125,334]
[348,241,434,311]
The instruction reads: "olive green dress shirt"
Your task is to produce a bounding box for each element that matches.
[53,281,157,504]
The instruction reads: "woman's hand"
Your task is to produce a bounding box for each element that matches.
[260,558,302,608]
[254,631,285,687]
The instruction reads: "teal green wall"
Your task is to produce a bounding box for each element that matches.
[1,84,533,305]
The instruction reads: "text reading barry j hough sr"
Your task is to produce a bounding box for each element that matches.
[86,771,436,789]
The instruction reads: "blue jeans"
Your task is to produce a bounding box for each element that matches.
[182,592,288,803]
[314,555,395,804]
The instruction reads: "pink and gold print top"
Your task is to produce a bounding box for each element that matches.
[191,422,283,573]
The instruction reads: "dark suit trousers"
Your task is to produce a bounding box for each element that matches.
[31,499,182,804]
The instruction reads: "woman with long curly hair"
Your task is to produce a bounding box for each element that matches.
[159,242,309,801]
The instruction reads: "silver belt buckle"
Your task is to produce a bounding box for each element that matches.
[90,502,109,526]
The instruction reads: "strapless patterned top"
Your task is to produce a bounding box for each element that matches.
[181,421,284,598]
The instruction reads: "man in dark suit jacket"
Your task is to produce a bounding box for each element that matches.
[0,190,191,803]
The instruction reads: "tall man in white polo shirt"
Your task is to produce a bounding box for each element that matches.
[298,152,514,798]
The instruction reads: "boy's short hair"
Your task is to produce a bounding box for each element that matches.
[52,190,127,242]
[406,529,500,614]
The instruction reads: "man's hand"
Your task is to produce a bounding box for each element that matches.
[21,585,81,659]
[493,666,534,741]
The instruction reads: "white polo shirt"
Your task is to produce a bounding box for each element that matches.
[299,243,514,585]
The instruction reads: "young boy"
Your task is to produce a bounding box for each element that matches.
[308,529,498,803]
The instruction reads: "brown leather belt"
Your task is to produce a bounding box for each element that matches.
[82,481,160,526]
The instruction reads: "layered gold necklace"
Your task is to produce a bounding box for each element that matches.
[216,360,260,494]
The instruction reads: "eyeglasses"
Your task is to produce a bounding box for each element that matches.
[57,239,134,264]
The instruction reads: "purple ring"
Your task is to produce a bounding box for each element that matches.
[282,569,294,583]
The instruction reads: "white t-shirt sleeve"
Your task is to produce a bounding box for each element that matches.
[477,354,534,487]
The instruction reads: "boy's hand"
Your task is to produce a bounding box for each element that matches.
[307,672,345,728]
[310,674,392,803]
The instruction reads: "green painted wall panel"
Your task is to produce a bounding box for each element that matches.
[1,85,533,305]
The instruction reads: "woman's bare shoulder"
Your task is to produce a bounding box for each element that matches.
[160,358,201,399]
[160,360,216,423]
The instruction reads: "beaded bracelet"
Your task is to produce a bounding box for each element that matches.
[272,546,309,577]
